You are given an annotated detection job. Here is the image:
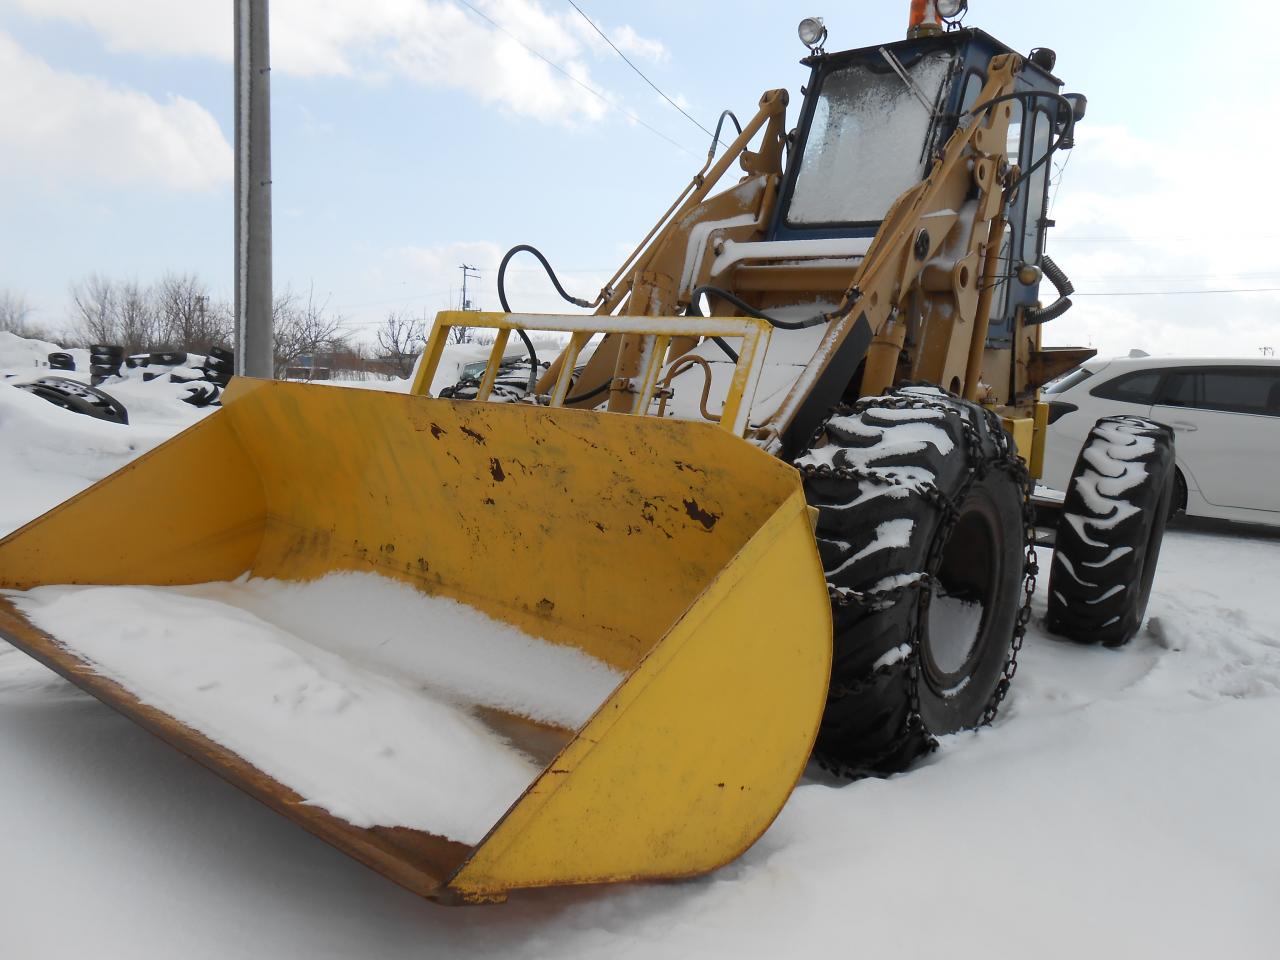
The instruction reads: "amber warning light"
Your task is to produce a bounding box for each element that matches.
[910,0,966,38]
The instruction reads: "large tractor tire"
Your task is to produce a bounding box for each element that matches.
[1046,416,1175,647]
[797,387,1034,778]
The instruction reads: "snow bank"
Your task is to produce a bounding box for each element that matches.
[0,333,216,536]
[9,572,623,843]
[0,380,206,536]
[0,330,79,369]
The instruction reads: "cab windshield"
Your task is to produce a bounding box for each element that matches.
[787,51,954,226]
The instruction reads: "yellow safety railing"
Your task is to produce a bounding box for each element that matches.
[410,311,773,437]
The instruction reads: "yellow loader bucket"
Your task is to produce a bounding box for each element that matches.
[0,377,830,903]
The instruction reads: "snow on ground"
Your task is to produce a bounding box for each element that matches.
[1,333,1278,957]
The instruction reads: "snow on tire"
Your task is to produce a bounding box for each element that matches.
[1047,416,1175,647]
[797,387,1029,778]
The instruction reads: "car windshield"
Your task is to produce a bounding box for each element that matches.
[786,50,954,226]
[1042,366,1095,394]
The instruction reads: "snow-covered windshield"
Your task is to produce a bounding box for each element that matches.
[787,51,954,226]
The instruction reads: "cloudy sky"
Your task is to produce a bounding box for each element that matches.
[2,0,1278,358]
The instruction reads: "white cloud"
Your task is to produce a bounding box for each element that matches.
[0,0,227,60]
[1043,118,1280,359]
[610,24,669,63]
[394,241,607,316]
[0,31,230,191]
[0,0,669,124]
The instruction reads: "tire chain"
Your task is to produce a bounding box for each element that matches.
[797,388,1037,780]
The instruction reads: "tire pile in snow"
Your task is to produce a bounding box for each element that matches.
[12,346,235,425]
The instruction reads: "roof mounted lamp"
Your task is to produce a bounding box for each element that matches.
[908,0,968,38]
[798,17,827,53]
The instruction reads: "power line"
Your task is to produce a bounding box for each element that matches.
[1071,271,1280,281]
[1075,287,1280,297]
[454,0,698,159]
[566,0,721,149]
[334,289,453,312]
[1054,234,1280,242]
[474,265,611,275]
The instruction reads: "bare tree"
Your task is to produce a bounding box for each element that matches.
[272,283,347,378]
[70,274,119,346]
[67,276,159,352]
[155,273,232,353]
[450,321,472,345]
[0,289,56,341]
[116,281,158,354]
[0,289,30,332]
[375,309,425,377]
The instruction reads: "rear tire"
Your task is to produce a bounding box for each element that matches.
[1046,416,1175,647]
[797,387,1030,777]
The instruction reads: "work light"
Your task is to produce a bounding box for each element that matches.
[798,17,827,50]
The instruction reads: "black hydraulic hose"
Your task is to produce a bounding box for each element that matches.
[689,284,835,330]
[497,243,595,313]
[967,91,1078,149]
[1025,296,1073,325]
[497,243,598,394]
[1024,254,1074,325]
[1040,254,1075,298]
[564,379,611,405]
[966,91,1079,196]
[707,110,743,158]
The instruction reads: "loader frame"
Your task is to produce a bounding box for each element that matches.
[430,39,1075,468]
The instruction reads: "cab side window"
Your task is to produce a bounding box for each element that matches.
[1022,107,1054,264]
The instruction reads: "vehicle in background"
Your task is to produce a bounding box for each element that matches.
[1041,356,1280,526]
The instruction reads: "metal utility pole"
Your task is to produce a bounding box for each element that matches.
[459,264,481,311]
[234,0,273,377]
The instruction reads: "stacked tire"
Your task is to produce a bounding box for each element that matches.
[89,344,124,384]
[200,347,234,387]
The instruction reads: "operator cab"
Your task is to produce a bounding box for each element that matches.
[770,27,1069,345]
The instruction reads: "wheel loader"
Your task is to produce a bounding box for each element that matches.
[0,2,1176,903]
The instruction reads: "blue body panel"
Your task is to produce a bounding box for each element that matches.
[767,28,1062,346]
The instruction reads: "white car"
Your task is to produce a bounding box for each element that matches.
[1041,356,1280,526]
